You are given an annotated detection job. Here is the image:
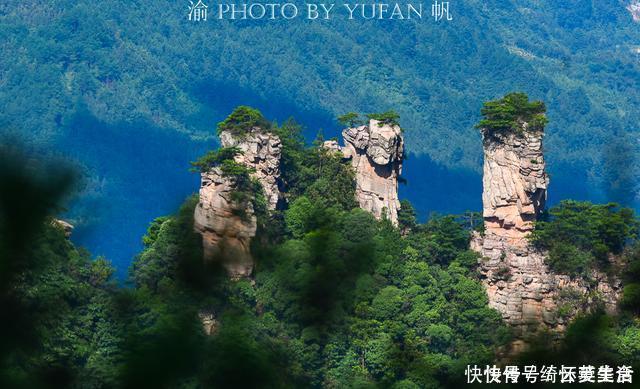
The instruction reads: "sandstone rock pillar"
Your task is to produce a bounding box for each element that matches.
[473,125,619,340]
[326,119,404,225]
[194,127,282,278]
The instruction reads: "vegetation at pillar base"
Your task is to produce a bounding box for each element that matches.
[6,131,640,387]
[476,92,548,137]
[272,118,359,212]
[128,196,512,387]
[216,105,271,137]
[530,200,639,277]
[398,199,417,233]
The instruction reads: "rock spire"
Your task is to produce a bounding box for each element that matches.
[325,119,404,225]
[472,118,619,346]
[194,126,282,278]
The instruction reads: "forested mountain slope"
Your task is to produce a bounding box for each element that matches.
[1,0,638,273]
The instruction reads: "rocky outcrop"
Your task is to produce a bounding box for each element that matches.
[472,232,620,340]
[219,129,282,210]
[198,310,219,336]
[194,166,257,278]
[52,219,74,238]
[481,130,548,247]
[325,119,404,224]
[194,127,282,278]
[473,126,620,342]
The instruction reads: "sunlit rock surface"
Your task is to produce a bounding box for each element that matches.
[326,119,404,224]
[473,125,620,342]
[194,127,282,278]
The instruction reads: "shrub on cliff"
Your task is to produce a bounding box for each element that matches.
[476,92,548,137]
[337,112,363,128]
[190,146,242,173]
[366,110,401,127]
[216,106,271,137]
[190,145,266,218]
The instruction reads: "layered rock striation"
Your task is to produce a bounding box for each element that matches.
[325,119,404,224]
[473,126,620,342]
[194,166,258,278]
[194,127,282,278]
[481,130,548,246]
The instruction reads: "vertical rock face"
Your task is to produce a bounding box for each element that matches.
[194,166,257,278]
[481,130,548,247]
[219,129,283,211]
[330,119,404,224]
[194,127,282,278]
[473,126,620,341]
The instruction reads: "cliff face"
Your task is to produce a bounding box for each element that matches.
[473,127,620,343]
[194,128,282,278]
[194,166,257,278]
[481,130,548,246]
[219,129,283,211]
[328,119,404,224]
[52,219,74,238]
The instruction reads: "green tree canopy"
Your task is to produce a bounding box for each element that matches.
[217,106,271,137]
[531,200,638,276]
[476,92,548,137]
[366,111,401,127]
[337,112,362,128]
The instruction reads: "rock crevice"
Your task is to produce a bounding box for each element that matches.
[481,131,548,245]
[219,129,283,211]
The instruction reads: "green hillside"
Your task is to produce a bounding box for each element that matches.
[1,0,638,188]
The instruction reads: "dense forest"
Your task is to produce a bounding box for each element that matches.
[2,105,640,388]
[2,0,640,384]
[1,0,639,276]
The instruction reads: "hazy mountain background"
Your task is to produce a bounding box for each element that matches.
[1,0,639,278]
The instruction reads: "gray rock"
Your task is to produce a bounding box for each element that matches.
[219,128,283,211]
[52,219,74,238]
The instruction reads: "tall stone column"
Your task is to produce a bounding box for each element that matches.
[480,128,548,251]
[326,119,404,225]
[473,122,619,345]
[194,127,282,278]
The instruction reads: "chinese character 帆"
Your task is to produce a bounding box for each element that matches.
[431,1,452,21]
[188,0,208,21]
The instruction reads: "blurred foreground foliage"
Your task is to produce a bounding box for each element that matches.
[2,117,640,388]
